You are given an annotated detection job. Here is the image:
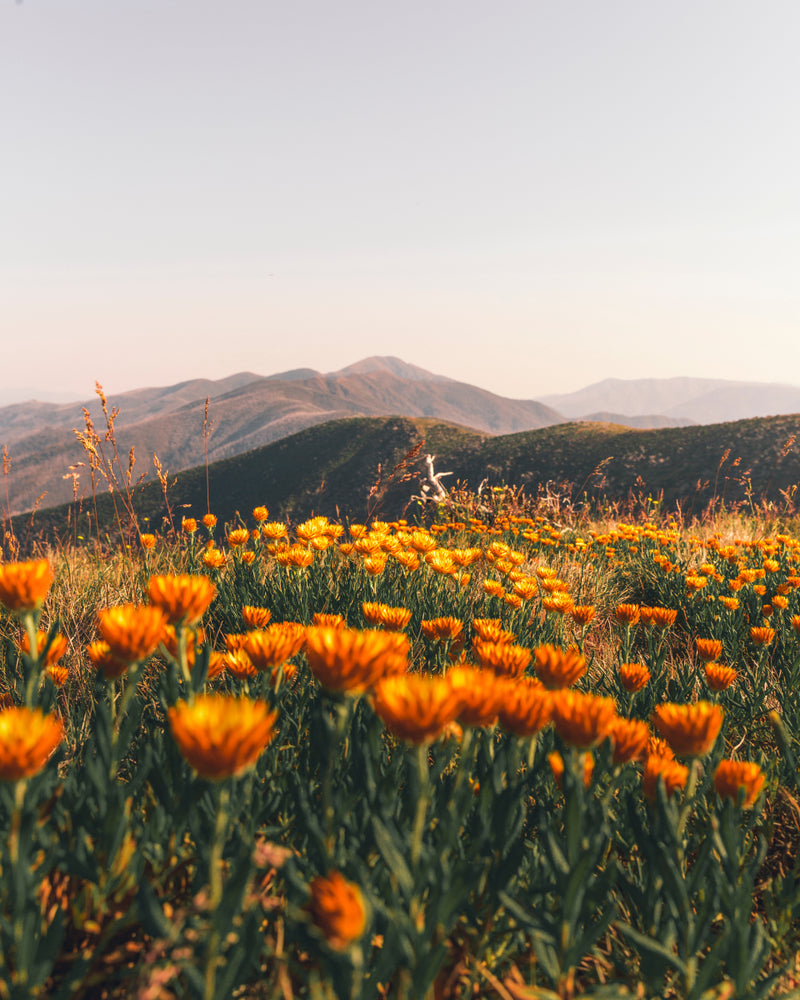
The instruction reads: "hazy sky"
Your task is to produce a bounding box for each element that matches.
[3,1,800,402]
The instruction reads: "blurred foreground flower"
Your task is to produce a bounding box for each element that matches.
[97,605,168,665]
[0,707,63,780]
[642,754,689,801]
[0,560,53,613]
[533,644,586,690]
[551,690,616,749]
[308,871,367,950]
[168,695,277,780]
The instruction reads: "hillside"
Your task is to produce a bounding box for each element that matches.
[15,411,800,550]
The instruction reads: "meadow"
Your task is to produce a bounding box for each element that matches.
[1,488,800,999]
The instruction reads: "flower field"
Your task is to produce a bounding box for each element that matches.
[2,503,800,999]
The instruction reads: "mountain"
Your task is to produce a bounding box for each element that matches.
[0,357,561,516]
[540,377,800,424]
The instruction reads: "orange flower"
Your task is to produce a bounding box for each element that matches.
[483,580,505,598]
[791,615,800,635]
[202,514,217,528]
[550,691,616,749]
[615,604,640,626]
[0,560,53,613]
[252,505,269,522]
[86,640,129,679]
[97,605,168,664]
[261,521,288,540]
[498,680,553,737]
[168,695,277,780]
[45,664,69,688]
[17,630,67,666]
[649,607,678,629]
[372,674,462,743]
[181,517,198,534]
[647,736,675,760]
[608,717,650,765]
[312,613,345,628]
[242,605,272,629]
[362,602,411,629]
[305,627,408,693]
[642,754,689,801]
[568,605,596,627]
[749,626,775,646]
[223,649,257,680]
[227,528,250,548]
[533,645,586,690]
[471,618,514,644]
[420,617,464,643]
[695,638,723,662]
[652,701,724,758]
[244,626,306,671]
[473,640,531,678]
[548,750,593,790]
[619,662,651,693]
[425,549,456,576]
[0,707,63,781]
[139,533,156,549]
[202,548,226,569]
[705,663,738,691]
[148,575,216,626]
[713,759,765,808]
[448,666,503,728]
[308,871,367,950]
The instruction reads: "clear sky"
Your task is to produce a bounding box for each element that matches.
[3,0,800,402]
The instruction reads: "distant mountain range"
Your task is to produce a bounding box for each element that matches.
[2,356,800,518]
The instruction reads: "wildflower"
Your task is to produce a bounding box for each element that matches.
[652,701,724,758]
[296,516,330,541]
[97,605,167,664]
[504,593,523,609]
[647,736,675,759]
[305,627,408,693]
[512,579,539,601]
[0,707,63,781]
[792,615,800,635]
[772,595,789,610]
[420,617,464,643]
[448,666,504,727]
[223,649,257,680]
[308,872,367,950]
[568,605,596,627]
[685,575,708,592]
[46,664,69,687]
[695,638,723,662]
[713,759,765,808]
[261,522,288,540]
[372,674,462,743]
[533,645,586,690]
[619,662,651,693]
[202,548,226,569]
[548,750,593,790]
[642,754,689,801]
[148,575,216,626]
[202,514,217,529]
[705,663,738,691]
[498,680,553,737]
[17,630,67,666]
[252,505,269,522]
[542,593,572,614]
[242,605,272,629]
[650,607,678,628]
[473,640,531,678]
[550,691,616,749]
[0,560,53,613]
[168,695,277,780]
[244,626,306,671]
[608,717,650,765]
[312,613,345,628]
[483,580,505,598]
[425,549,457,576]
[615,604,640,626]
[718,596,740,611]
[749,626,775,646]
[362,555,387,576]
[471,619,515,644]
[181,517,198,534]
[226,528,250,548]
[139,533,156,549]
[86,640,129,679]
[362,602,411,629]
